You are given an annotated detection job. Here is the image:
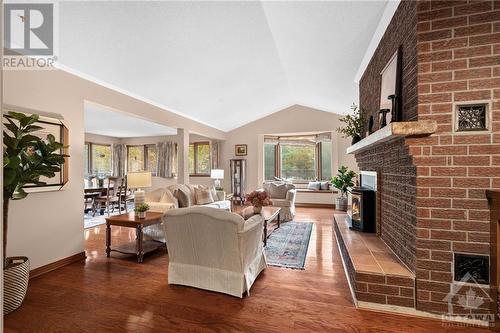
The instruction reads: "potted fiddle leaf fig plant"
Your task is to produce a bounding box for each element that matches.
[331,166,356,211]
[337,103,364,145]
[3,111,68,314]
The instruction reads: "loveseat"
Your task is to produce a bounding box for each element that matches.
[164,206,267,297]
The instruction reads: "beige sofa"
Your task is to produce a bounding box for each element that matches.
[143,184,231,242]
[262,181,296,222]
[164,206,267,297]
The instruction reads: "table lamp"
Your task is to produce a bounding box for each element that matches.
[127,171,152,211]
[210,169,224,189]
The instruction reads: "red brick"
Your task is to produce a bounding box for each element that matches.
[453,198,489,210]
[439,135,452,144]
[431,188,466,198]
[432,145,467,155]
[470,77,500,89]
[417,248,431,259]
[356,272,385,284]
[368,284,399,296]
[417,280,451,294]
[453,242,489,254]
[431,250,453,261]
[419,83,431,94]
[431,59,467,72]
[356,282,367,292]
[432,37,468,50]
[453,2,492,16]
[468,167,500,177]
[430,229,466,241]
[419,92,452,103]
[356,292,386,304]
[431,103,452,113]
[454,68,491,80]
[430,167,466,176]
[400,287,414,298]
[419,114,452,123]
[454,45,492,59]
[417,301,449,314]
[469,10,500,25]
[418,228,430,238]
[417,290,430,302]
[453,220,490,232]
[413,156,447,166]
[470,33,500,46]
[468,232,490,243]
[469,55,500,67]
[418,22,431,33]
[431,208,466,220]
[417,187,430,197]
[469,145,500,155]
[454,23,492,37]
[416,239,451,251]
[453,177,491,188]
[417,269,431,280]
[416,198,451,208]
[418,50,452,63]
[386,276,414,288]
[417,177,451,187]
[453,135,491,144]
[468,189,486,199]
[387,296,414,308]
[418,8,453,22]
[431,80,467,92]
[419,30,452,42]
[431,16,467,30]
[405,136,439,145]
[454,90,491,101]
[452,155,490,165]
[431,271,452,283]
[430,1,467,10]
[419,71,452,83]
[417,218,451,229]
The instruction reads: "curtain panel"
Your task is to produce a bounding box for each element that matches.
[157,141,177,178]
[211,140,221,169]
[112,143,126,177]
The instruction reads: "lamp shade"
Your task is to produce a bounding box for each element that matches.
[210,169,224,179]
[127,171,152,188]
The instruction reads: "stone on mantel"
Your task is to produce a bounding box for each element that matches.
[346,120,437,155]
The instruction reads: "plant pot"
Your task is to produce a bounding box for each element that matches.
[351,134,362,145]
[335,197,348,211]
[253,206,262,214]
[138,211,146,219]
[4,256,29,315]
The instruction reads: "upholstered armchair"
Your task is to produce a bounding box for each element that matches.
[262,182,296,222]
[164,206,267,298]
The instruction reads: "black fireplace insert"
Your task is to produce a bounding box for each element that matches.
[348,186,376,233]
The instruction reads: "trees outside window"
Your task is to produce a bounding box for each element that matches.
[91,144,112,175]
[189,142,211,175]
[263,135,332,182]
[127,145,157,175]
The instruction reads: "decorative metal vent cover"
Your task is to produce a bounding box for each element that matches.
[454,253,489,284]
[457,104,487,131]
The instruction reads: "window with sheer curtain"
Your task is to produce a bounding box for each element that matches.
[263,133,332,182]
[189,142,211,175]
[127,145,157,175]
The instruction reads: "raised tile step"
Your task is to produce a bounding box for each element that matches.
[333,213,416,309]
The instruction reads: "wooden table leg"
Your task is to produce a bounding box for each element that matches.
[136,225,144,263]
[277,213,280,228]
[106,222,111,257]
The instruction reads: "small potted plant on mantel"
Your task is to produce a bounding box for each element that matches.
[135,203,150,219]
[331,166,356,211]
[3,111,68,314]
[337,103,364,145]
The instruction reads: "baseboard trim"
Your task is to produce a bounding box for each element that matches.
[295,203,335,208]
[29,252,86,279]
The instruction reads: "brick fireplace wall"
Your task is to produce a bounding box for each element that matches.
[414,0,499,315]
[357,0,500,317]
[358,0,419,273]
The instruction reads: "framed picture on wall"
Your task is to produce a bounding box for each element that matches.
[235,144,247,156]
[3,107,69,193]
[379,46,402,126]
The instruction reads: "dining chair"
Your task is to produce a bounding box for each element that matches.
[117,177,134,213]
[94,176,122,216]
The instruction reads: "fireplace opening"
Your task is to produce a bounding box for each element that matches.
[454,253,489,284]
[348,171,376,233]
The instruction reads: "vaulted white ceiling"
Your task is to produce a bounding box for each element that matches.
[58,1,389,131]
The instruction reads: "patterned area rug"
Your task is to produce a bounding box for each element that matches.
[265,222,313,269]
[84,203,135,229]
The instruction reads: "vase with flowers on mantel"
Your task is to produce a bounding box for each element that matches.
[245,190,272,214]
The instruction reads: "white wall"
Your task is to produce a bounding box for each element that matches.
[221,105,358,201]
[3,69,225,269]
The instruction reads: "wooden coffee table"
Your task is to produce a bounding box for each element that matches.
[241,206,281,246]
[105,211,166,263]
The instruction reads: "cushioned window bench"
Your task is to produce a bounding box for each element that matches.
[294,188,337,207]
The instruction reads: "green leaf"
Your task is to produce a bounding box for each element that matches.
[20,114,39,127]
[7,111,27,121]
[12,188,28,200]
[23,125,44,133]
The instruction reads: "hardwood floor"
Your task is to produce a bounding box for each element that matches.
[4,208,494,332]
